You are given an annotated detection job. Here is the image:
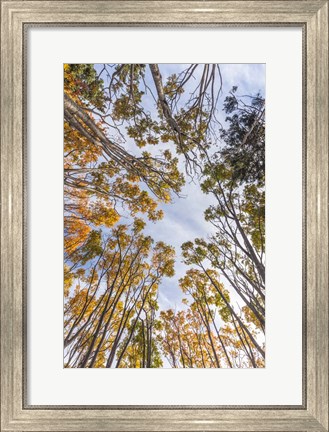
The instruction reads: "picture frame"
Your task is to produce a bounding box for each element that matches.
[1,1,328,431]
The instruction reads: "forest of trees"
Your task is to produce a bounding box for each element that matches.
[64,64,265,368]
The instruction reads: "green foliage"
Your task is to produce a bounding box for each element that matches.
[64,63,105,110]
[220,87,265,184]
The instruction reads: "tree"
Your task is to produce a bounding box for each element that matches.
[158,264,264,368]
[65,64,223,176]
[64,63,184,293]
[64,63,266,369]
[64,221,175,368]
[179,108,265,364]
[158,309,216,368]
[220,87,265,184]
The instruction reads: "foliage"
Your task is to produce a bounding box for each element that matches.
[220,87,265,184]
[64,64,265,368]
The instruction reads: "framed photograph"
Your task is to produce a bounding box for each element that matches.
[1,1,328,431]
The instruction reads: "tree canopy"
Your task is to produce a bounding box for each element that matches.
[64,63,265,368]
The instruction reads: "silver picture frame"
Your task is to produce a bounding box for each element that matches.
[1,1,328,431]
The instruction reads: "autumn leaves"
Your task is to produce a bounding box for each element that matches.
[64,64,265,368]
